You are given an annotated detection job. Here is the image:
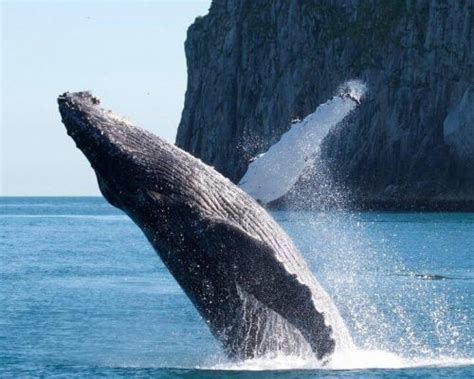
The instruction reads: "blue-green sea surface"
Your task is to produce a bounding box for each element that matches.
[1,197,472,378]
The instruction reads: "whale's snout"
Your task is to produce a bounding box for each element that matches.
[58,91,165,210]
[58,92,179,209]
[57,91,115,168]
[58,92,101,144]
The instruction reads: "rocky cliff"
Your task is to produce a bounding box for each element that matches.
[176,0,474,209]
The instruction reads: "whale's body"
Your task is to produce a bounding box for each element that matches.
[58,92,352,361]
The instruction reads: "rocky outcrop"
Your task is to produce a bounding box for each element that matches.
[444,86,474,162]
[177,0,474,209]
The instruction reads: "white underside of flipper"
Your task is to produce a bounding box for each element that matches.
[239,80,366,204]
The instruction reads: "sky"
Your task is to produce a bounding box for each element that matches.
[1,0,211,196]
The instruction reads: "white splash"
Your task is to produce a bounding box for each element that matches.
[204,350,474,371]
[239,80,366,204]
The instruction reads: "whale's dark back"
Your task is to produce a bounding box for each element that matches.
[58,92,351,361]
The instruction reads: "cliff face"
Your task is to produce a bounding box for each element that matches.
[177,0,474,209]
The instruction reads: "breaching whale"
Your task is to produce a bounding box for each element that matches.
[57,92,352,361]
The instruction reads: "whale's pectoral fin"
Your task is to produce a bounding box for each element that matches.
[202,218,335,359]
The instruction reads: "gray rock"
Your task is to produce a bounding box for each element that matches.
[444,86,474,162]
[177,0,474,209]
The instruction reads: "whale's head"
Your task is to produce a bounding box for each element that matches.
[57,92,185,220]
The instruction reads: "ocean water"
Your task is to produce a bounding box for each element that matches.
[1,197,472,378]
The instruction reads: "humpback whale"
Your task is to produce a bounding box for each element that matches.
[57,92,352,361]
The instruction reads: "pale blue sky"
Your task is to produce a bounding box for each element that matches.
[1,0,211,195]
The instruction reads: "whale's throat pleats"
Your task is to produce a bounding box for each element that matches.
[224,285,313,359]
